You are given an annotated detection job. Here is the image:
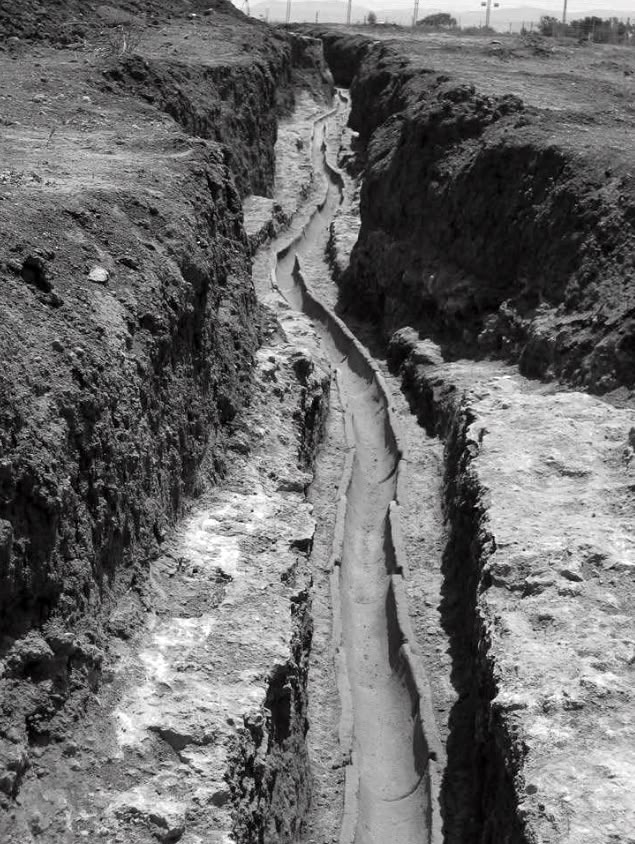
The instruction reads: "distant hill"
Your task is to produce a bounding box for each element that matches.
[247,0,633,29]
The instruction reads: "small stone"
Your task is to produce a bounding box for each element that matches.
[210,788,230,807]
[388,326,419,368]
[559,567,584,582]
[523,573,555,596]
[88,266,109,284]
[558,583,583,597]
[410,339,444,368]
[47,291,64,308]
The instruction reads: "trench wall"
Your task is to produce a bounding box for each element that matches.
[303,28,635,394]
[0,21,330,803]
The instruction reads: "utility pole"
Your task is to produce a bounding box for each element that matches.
[346,0,352,24]
[412,0,420,26]
[285,0,291,23]
[562,0,568,23]
[480,0,499,29]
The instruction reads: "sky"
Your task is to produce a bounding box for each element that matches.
[362,0,631,7]
[232,0,635,16]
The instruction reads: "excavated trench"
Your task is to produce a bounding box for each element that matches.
[260,94,443,844]
[269,75,635,844]
[2,29,629,842]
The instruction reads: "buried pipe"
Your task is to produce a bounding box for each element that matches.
[269,94,444,843]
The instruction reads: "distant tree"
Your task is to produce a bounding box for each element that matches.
[570,15,613,41]
[538,13,630,42]
[367,10,377,24]
[538,15,558,36]
[417,12,457,28]
[461,24,495,34]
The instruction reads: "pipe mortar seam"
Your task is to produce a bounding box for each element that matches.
[340,752,360,844]
[339,452,356,497]
[400,642,446,768]
[330,569,354,753]
[331,495,349,562]
[396,462,408,508]
[327,341,358,807]
[331,491,355,830]
[334,370,357,450]
[328,443,356,800]
[387,574,417,652]
[388,501,408,578]
[343,409,355,446]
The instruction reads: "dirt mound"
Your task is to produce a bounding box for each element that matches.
[0,0,242,44]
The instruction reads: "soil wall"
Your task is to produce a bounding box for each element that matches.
[0,9,330,803]
[305,29,635,394]
[408,374,527,844]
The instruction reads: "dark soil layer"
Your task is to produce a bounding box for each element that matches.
[0,1,330,805]
[302,27,635,396]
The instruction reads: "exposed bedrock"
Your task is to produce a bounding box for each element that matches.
[388,329,635,844]
[229,594,314,843]
[0,13,330,803]
[305,30,635,394]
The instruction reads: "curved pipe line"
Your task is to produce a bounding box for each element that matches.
[269,89,444,844]
[379,775,426,804]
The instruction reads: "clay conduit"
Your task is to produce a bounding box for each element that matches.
[270,93,444,844]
